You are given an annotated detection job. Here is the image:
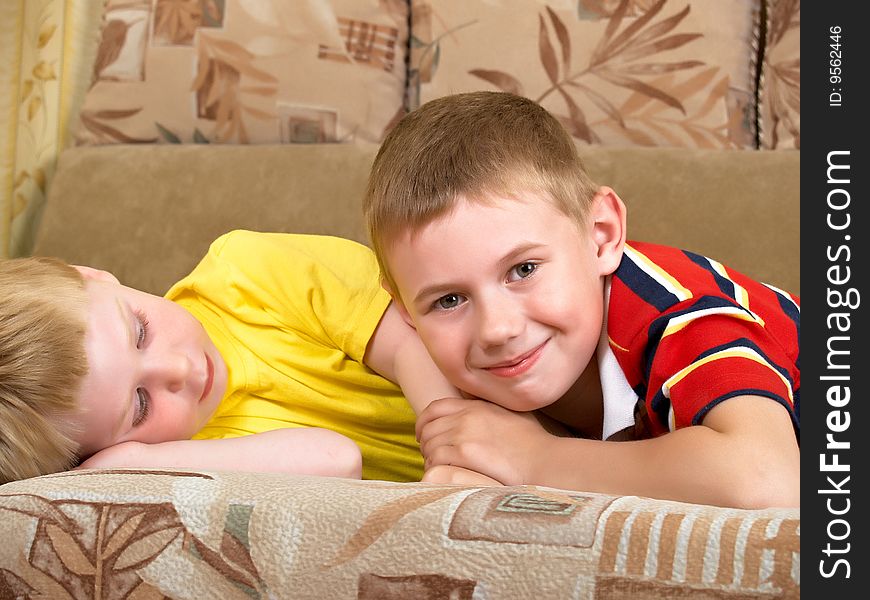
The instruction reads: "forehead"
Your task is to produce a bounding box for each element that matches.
[74,280,131,453]
[409,192,579,242]
[387,193,583,281]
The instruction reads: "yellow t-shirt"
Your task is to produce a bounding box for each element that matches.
[165,230,422,481]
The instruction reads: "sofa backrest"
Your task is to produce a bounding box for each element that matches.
[34,144,798,296]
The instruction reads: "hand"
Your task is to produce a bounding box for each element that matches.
[416,397,554,485]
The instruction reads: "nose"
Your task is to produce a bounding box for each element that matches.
[144,349,193,393]
[476,292,524,349]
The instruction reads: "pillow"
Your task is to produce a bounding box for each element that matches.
[74,0,408,145]
[758,0,800,149]
[409,0,760,149]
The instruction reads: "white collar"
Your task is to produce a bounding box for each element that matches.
[597,278,640,440]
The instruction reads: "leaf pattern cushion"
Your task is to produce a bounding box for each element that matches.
[759,0,799,149]
[74,0,408,145]
[0,470,801,598]
[410,0,761,149]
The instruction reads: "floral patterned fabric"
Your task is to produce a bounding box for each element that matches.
[2,1,801,258]
[410,0,761,149]
[74,0,408,145]
[0,470,800,599]
[759,0,799,149]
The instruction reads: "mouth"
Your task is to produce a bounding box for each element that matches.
[199,354,214,404]
[483,340,548,378]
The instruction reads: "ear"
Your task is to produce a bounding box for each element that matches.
[73,265,120,284]
[587,186,627,276]
[381,278,416,329]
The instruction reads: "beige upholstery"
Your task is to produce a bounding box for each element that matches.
[0,469,799,599]
[34,144,799,296]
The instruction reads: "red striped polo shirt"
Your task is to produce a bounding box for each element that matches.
[606,241,800,438]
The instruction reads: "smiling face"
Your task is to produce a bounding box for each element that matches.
[386,190,625,412]
[71,270,228,456]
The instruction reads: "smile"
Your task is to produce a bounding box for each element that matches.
[483,340,548,378]
[199,354,214,404]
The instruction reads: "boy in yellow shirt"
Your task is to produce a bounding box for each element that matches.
[0,230,462,484]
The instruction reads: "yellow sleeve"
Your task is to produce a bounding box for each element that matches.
[167,230,391,362]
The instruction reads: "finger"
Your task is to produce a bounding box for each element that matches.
[417,412,462,450]
[419,424,461,464]
[423,440,479,471]
[419,401,502,448]
[415,396,467,441]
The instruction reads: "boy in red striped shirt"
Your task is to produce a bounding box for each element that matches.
[364,91,799,508]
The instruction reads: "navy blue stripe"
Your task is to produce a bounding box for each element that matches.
[647,338,796,433]
[684,250,736,299]
[632,382,647,400]
[773,287,801,371]
[693,389,800,438]
[651,388,800,437]
[613,252,680,312]
[694,337,794,386]
[642,295,755,384]
[794,386,800,433]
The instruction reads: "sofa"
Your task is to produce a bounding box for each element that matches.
[1,1,800,598]
[0,142,799,599]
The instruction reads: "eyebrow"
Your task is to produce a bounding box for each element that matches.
[412,241,545,305]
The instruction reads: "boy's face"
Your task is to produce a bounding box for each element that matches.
[71,270,228,456]
[386,191,623,411]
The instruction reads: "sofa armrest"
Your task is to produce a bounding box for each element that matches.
[0,470,800,598]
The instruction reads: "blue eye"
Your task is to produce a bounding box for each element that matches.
[509,262,537,281]
[435,294,464,310]
[133,388,150,427]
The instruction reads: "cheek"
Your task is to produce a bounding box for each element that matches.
[139,405,197,443]
[157,300,200,333]
[172,308,202,336]
[526,289,577,328]
[536,274,602,326]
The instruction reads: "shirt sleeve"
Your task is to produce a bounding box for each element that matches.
[642,297,799,434]
[166,230,391,362]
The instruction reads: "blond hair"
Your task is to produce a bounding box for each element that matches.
[363,91,599,291]
[1,257,88,483]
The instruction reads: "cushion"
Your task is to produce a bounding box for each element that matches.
[73,0,407,145]
[409,0,760,149]
[0,470,801,598]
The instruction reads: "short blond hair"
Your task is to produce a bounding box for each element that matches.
[1,257,88,483]
[363,91,599,292]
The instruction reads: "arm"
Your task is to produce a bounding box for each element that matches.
[78,428,362,479]
[364,301,462,415]
[365,302,516,487]
[418,394,799,508]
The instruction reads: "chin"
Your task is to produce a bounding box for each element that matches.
[471,385,552,412]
